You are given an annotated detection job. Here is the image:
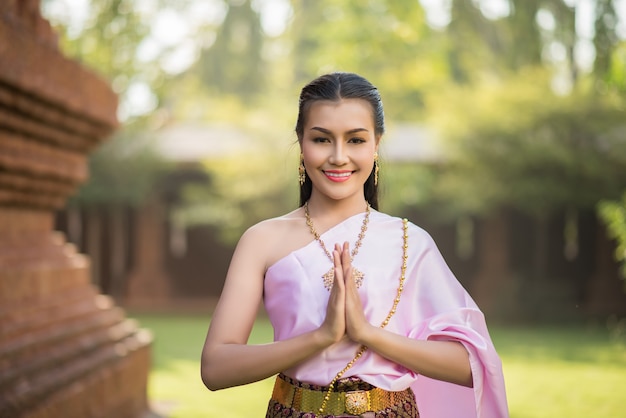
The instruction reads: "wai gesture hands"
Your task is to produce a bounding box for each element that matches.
[319,242,372,346]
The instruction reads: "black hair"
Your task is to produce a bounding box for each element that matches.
[296,72,384,210]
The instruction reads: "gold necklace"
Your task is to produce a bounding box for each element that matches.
[304,202,370,290]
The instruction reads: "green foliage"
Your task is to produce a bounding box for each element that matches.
[193,0,265,99]
[43,0,626,232]
[379,163,439,214]
[606,41,626,93]
[45,0,163,115]
[447,0,572,82]
[598,194,626,284]
[288,0,444,120]
[425,69,626,218]
[594,0,620,78]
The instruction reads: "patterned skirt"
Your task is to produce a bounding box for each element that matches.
[266,374,419,418]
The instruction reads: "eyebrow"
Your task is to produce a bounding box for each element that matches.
[310,127,369,135]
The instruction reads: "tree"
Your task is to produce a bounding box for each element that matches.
[593,0,620,79]
[43,0,166,120]
[287,0,444,120]
[401,1,626,219]
[193,0,265,99]
[426,69,626,218]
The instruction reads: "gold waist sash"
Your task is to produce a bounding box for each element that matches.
[271,375,414,416]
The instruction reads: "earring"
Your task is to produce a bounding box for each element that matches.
[373,152,379,186]
[298,154,306,186]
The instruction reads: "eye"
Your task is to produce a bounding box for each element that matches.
[348,137,366,144]
[312,137,330,143]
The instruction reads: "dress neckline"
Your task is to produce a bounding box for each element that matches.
[266,209,375,274]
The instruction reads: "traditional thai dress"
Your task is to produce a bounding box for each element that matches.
[264,210,509,418]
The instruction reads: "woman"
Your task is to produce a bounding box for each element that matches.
[201,72,509,417]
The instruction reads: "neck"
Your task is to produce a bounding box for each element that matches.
[305,194,369,221]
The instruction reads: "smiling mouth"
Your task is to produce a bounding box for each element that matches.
[324,170,353,182]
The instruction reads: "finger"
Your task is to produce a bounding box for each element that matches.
[340,242,353,285]
[334,243,346,267]
[342,241,351,263]
[333,245,342,273]
[332,248,345,291]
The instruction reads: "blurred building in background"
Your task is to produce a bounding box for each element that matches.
[54,123,626,321]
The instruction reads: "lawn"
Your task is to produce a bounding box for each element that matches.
[131,313,626,418]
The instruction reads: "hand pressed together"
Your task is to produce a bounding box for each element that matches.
[319,242,373,346]
[318,247,346,344]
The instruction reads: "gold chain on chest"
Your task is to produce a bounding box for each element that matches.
[304,202,371,290]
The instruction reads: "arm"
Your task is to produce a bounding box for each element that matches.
[355,327,472,387]
[201,223,346,391]
[335,243,473,388]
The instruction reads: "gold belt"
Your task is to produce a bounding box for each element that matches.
[271,375,413,416]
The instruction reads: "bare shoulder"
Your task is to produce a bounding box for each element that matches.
[240,208,312,270]
[243,208,302,240]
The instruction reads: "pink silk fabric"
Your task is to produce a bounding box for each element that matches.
[264,211,509,418]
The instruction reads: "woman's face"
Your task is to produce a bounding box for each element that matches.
[300,98,379,204]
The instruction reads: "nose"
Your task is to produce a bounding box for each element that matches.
[329,141,348,166]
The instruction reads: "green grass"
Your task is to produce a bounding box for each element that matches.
[131,314,626,418]
[132,314,275,418]
[491,324,626,418]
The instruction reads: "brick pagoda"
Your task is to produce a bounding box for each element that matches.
[0,2,152,417]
